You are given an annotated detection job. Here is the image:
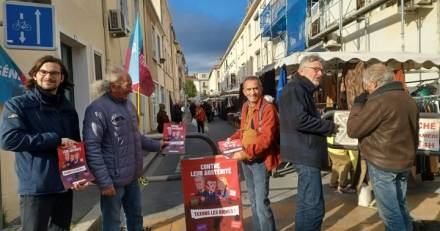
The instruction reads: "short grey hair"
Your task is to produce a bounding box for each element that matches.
[362,63,394,88]
[90,67,128,99]
[299,55,324,69]
[242,75,262,89]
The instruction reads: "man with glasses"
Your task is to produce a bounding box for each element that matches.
[279,55,337,230]
[83,68,165,231]
[0,56,87,231]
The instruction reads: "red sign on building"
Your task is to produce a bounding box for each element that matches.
[181,156,244,231]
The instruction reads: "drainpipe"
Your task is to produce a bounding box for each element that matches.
[437,0,440,53]
[310,0,389,41]
[101,0,111,72]
[400,0,405,52]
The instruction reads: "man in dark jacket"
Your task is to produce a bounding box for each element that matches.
[0,56,87,231]
[83,68,165,231]
[347,63,418,231]
[279,55,336,231]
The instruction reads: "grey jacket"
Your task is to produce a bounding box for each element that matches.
[83,93,160,189]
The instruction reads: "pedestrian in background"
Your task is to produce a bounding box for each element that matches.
[0,55,88,231]
[194,102,207,133]
[83,67,166,231]
[171,101,183,123]
[279,55,337,231]
[156,103,170,133]
[228,76,280,231]
[347,63,418,231]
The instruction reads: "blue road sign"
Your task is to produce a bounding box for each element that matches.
[3,1,55,50]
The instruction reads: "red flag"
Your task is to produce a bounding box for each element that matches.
[124,15,154,96]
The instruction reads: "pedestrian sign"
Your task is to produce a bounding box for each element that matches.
[3,1,55,50]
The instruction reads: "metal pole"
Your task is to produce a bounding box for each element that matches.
[284,0,288,56]
[0,105,3,229]
[339,0,343,51]
[400,0,405,52]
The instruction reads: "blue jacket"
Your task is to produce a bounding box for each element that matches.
[279,75,335,168]
[0,87,80,195]
[82,93,160,189]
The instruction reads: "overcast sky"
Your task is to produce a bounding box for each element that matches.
[168,0,247,74]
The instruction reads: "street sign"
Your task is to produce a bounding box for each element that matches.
[3,1,55,50]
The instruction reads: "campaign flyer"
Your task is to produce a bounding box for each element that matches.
[181,156,243,231]
[163,122,186,155]
[57,142,95,189]
[217,139,242,157]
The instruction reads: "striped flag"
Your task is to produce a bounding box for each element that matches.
[124,14,154,96]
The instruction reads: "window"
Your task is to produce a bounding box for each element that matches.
[240,35,244,54]
[160,86,165,103]
[61,43,74,104]
[256,52,261,70]
[94,53,102,80]
[118,0,129,26]
[254,14,260,38]
[156,35,161,60]
[152,27,157,60]
[248,24,252,45]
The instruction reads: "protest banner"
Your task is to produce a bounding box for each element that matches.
[181,156,243,231]
[418,118,440,151]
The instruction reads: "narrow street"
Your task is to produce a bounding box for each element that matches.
[138,116,440,231]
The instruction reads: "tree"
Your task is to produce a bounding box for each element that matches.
[184,80,197,98]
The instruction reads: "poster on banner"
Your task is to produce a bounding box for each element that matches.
[333,111,358,146]
[57,142,95,189]
[162,123,186,154]
[181,156,243,231]
[418,118,440,151]
[218,139,242,157]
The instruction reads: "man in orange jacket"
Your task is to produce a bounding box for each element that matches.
[228,76,280,231]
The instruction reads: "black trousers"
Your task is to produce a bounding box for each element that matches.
[20,190,73,231]
[197,120,204,133]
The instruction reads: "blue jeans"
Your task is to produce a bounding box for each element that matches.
[20,190,72,231]
[295,164,325,231]
[242,160,276,231]
[100,179,143,231]
[368,162,413,231]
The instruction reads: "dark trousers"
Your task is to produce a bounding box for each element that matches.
[20,190,73,231]
[197,120,204,133]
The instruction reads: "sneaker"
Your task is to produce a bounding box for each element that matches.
[336,186,356,194]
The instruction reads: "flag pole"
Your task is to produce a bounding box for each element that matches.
[137,85,141,129]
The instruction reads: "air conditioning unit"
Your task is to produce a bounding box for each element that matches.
[414,0,432,5]
[404,0,433,11]
[108,9,129,38]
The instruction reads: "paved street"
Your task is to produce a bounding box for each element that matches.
[140,118,440,231]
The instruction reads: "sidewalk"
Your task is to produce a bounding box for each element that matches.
[144,172,440,231]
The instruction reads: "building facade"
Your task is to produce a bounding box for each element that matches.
[0,0,186,225]
[211,0,440,95]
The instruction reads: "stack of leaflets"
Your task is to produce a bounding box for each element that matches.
[218,139,242,157]
[163,122,186,155]
[57,142,95,189]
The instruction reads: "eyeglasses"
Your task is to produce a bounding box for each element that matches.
[38,69,61,77]
[304,66,323,73]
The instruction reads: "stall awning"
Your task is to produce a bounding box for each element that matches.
[274,51,440,70]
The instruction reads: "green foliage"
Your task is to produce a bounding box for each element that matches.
[184,80,197,98]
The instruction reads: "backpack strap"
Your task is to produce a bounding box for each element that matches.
[243,100,269,131]
[257,100,269,131]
